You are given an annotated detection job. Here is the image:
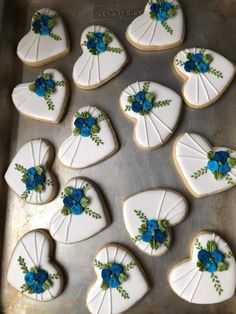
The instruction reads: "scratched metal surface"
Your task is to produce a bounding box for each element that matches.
[1,0,236,313]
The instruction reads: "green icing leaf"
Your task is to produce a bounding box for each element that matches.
[207,150,215,160]
[29,83,36,92]
[101,280,109,290]
[217,262,228,272]
[118,272,128,283]
[80,197,89,207]
[206,240,217,253]
[228,157,236,168]
[73,128,80,136]
[64,187,74,197]
[61,206,70,216]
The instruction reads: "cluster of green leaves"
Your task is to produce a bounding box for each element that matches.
[191,167,208,179]
[194,238,203,251]
[208,67,223,79]
[32,12,61,41]
[18,256,29,274]
[153,99,172,108]
[210,273,223,296]
[196,240,228,273]
[95,259,136,299]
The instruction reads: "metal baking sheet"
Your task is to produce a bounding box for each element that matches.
[1,0,236,313]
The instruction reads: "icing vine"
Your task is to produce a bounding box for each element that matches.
[149,0,179,35]
[73,111,106,146]
[132,209,169,250]
[83,31,123,55]
[195,239,232,296]
[18,256,59,294]
[125,82,171,115]
[176,49,224,78]
[61,183,101,219]
[32,12,61,40]
[15,164,53,200]
[94,259,136,299]
[191,150,236,185]
[28,71,65,110]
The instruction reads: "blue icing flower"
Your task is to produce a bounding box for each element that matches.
[96,42,107,53]
[46,79,56,89]
[205,262,217,273]
[27,167,37,177]
[34,269,48,285]
[63,196,74,207]
[101,268,112,282]
[132,101,143,113]
[25,272,35,286]
[141,230,153,243]
[192,53,203,64]
[41,15,50,24]
[219,164,230,175]
[207,160,219,172]
[157,11,167,22]
[34,174,46,185]
[135,91,146,102]
[211,250,224,264]
[162,2,172,12]
[71,204,84,215]
[74,117,85,129]
[198,249,211,264]
[111,263,123,276]
[184,60,197,72]
[197,62,209,73]
[214,151,229,163]
[147,219,158,231]
[32,284,44,294]
[154,230,166,243]
[143,100,153,111]
[35,86,46,97]
[87,38,97,49]
[40,26,50,36]
[72,188,84,201]
[80,126,91,137]
[35,77,45,87]
[26,180,36,191]
[33,20,41,31]
[108,277,120,288]
[86,117,96,127]
[94,32,103,40]
[150,3,160,13]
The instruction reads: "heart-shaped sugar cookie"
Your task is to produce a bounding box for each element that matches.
[17,8,70,67]
[49,177,109,244]
[12,68,68,123]
[126,0,184,50]
[169,232,236,304]
[174,48,235,108]
[173,133,236,197]
[73,25,128,89]
[5,139,57,204]
[7,230,63,301]
[123,189,188,256]
[86,244,149,314]
[58,106,118,169]
[120,81,182,149]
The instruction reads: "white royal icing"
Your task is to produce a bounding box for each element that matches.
[87,244,149,314]
[5,139,56,204]
[49,177,109,244]
[7,230,62,301]
[58,105,118,169]
[169,232,236,304]
[174,133,236,197]
[123,189,188,256]
[120,81,182,149]
[17,8,70,66]
[12,68,68,123]
[126,0,184,50]
[73,25,127,89]
[174,48,235,108]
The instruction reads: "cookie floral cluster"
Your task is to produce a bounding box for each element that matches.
[18,256,59,295]
[176,50,224,78]
[207,151,236,179]
[15,164,53,200]
[28,71,65,110]
[73,111,106,146]
[95,259,136,299]
[133,210,169,250]
[125,82,171,115]
[32,12,61,41]
[194,238,233,296]
[83,31,122,55]
[197,240,228,273]
[61,184,101,219]
[191,150,236,186]
[149,0,179,34]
